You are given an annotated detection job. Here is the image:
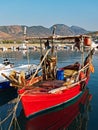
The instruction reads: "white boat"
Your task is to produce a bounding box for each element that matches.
[63,45,70,50]
[0,63,40,89]
[0,58,14,70]
[17,42,28,50]
[91,41,98,51]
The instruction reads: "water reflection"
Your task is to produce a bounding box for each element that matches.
[16,88,92,130]
[0,50,41,66]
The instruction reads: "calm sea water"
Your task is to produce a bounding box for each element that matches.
[0,50,98,130]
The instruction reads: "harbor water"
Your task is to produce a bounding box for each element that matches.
[0,50,98,130]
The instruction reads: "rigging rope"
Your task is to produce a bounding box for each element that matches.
[0,91,26,129]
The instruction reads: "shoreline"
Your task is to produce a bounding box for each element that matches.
[0,43,74,52]
[0,43,40,48]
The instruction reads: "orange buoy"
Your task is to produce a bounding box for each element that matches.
[84,37,91,46]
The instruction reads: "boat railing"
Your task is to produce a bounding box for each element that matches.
[75,63,90,82]
[48,77,87,94]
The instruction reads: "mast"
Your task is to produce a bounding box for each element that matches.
[24,26,27,42]
[24,26,30,67]
[80,35,84,66]
[51,25,56,55]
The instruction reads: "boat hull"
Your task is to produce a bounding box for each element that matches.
[18,88,91,130]
[19,79,89,119]
[0,80,10,89]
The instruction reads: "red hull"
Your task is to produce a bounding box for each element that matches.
[18,78,89,118]
[23,88,91,130]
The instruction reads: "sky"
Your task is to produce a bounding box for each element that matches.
[0,0,98,31]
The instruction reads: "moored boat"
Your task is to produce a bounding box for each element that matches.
[0,63,40,89]
[18,88,92,130]
[2,34,95,120]
[0,58,14,70]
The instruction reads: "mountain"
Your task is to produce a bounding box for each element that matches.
[0,31,11,38]
[27,26,51,37]
[70,26,89,34]
[50,24,74,36]
[0,24,91,40]
[0,25,23,39]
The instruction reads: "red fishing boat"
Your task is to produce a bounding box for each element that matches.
[17,87,92,130]
[2,34,95,120]
[23,88,92,130]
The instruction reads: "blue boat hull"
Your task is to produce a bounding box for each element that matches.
[0,81,10,90]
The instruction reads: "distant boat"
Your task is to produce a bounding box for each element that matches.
[17,42,28,50]
[91,41,98,51]
[63,45,70,50]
